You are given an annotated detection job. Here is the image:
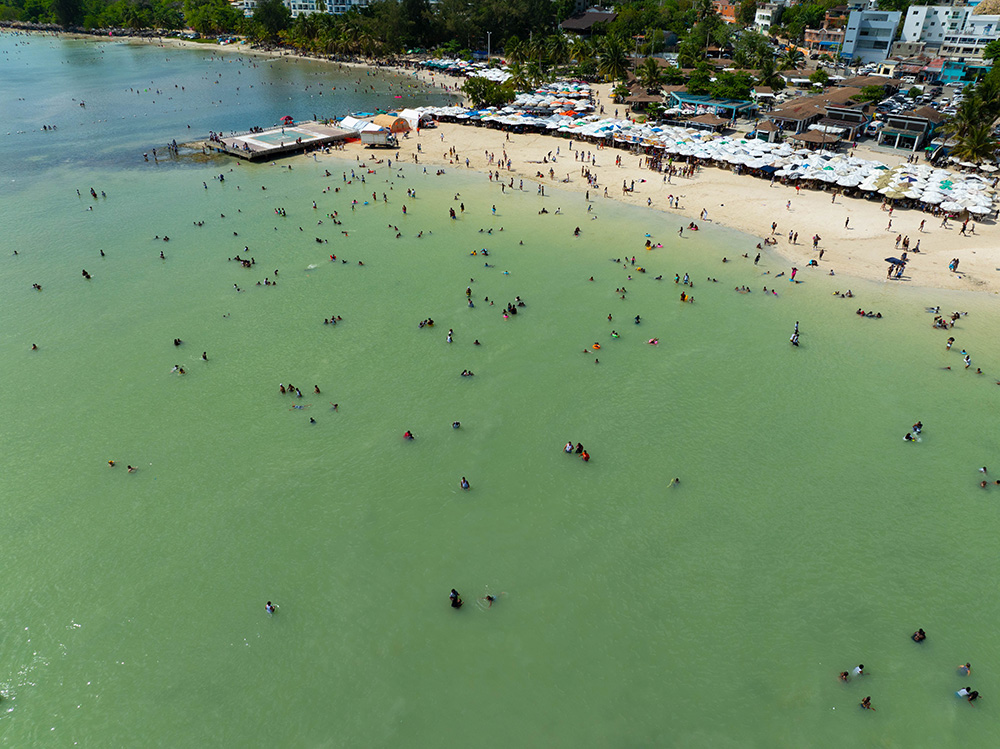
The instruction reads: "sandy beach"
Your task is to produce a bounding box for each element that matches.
[340,93,999,294]
[39,30,1000,294]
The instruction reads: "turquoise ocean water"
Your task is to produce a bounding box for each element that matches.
[3,33,1000,747]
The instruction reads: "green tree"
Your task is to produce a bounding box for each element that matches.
[737,0,757,26]
[51,0,83,26]
[982,39,1000,64]
[507,61,530,91]
[686,61,714,95]
[636,56,666,92]
[778,47,804,70]
[950,121,997,164]
[662,63,685,85]
[546,33,569,70]
[252,0,290,42]
[504,35,526,64]
[597,34,629,83]
[185,0,241,35]
[809,68,829,87]
[732,30,770,69]
[856,84,886,103]
[709,70,753,99]
[461,77,515,108]
[755,54,786,91]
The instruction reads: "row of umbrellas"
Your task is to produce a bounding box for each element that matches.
[411,79,997,216]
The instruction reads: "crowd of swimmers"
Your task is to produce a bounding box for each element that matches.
[564,441,590,462]
[838,629,981,711]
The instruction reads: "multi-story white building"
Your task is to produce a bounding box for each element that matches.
[754,0,787,32]
[841,9,902,63]
[940,12,1000,57]
[899,4,1000,59]
[240,0,372,18]
[900,5,971,47]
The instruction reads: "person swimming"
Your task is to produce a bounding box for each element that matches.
[452,421,461,429]
[460,477,470,490]
[959,663,972,676]
[482,594,496,607]
[565,442,573,453]
[449,589,463,608]
[265,601,276,614]
[912,628,926,642]
[404,430,414,440]
[860,696,874,711]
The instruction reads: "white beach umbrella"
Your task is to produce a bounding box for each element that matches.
[967,205,991,214]
[920,193,945,204]
[941,201,965,212]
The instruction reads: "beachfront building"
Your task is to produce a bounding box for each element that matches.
[667,92,755,120]
[841,9,902,63]
[837,74,899,92]
[754,0,787,32]
[940,12,1000,59]
[559,9,618,37]
[711,0,739,24]
[757,86,872,142]
[898,4,1000,61]
[877,106,945,150]
[890,41,929,57]
[900,5,973,49]
[239,0,371,17]
[804,7,849,54]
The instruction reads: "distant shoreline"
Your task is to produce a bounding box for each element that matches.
[1,21,467,101]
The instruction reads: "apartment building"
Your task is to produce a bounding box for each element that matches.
[240,0,372,18]
[940,13,1000,58]
[754,1,786,32]
[900,5,971,48]
[841,9,902,63]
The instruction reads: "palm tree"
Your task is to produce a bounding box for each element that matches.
[546,34,569,71]
[569,37,594,65]
[951,122,998,164]
[525,60,546,88]
[755,54,785,91]
[676,41,705,69]
[692,0,714,23]
[779,48,804,70]
[507,62,530,92]
[940,97,985,142]
[598,35,630,84]
[636,57,666,93]
[504,36,526,64]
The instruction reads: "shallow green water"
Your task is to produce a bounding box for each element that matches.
[3,33,1000,748]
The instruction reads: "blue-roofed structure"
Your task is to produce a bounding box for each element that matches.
[667,92,756,119]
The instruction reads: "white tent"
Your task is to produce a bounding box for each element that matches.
[338,116,369,133]
[399,108,435,129]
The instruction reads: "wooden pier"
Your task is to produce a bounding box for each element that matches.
[202,121,355,161]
